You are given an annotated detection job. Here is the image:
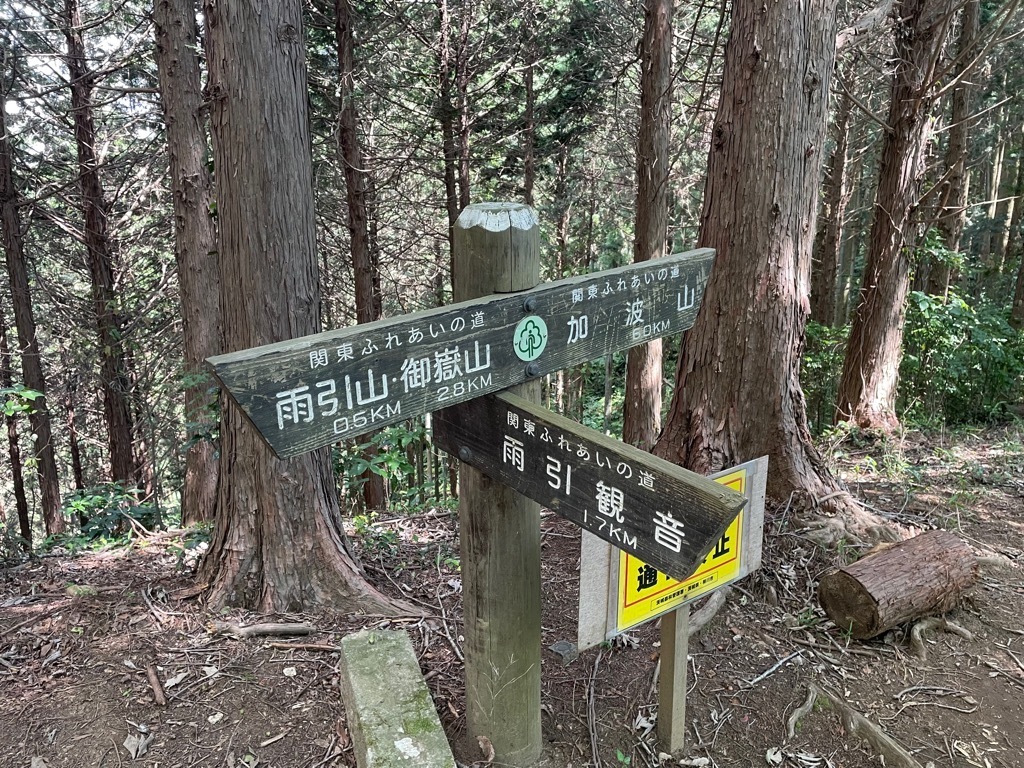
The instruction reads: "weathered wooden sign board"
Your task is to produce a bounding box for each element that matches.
[433,392,747,583]
[207,248,714,457]
[577,456,767,650]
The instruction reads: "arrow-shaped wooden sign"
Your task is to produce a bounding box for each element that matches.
[208,248,714,457]
[433,391,746,583]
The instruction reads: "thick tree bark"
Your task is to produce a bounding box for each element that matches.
[835,0,957,430]
[1,317,32,549]
[335,0,385,512]
[655,0,866,529]
[198,0,410,613]
[153,0,222,525]
[623,0,672,452]
[62,0,137,486]
[1,92,63,534]
[817,530,978,638]
[810,76,853,327]
[928,0,978,299]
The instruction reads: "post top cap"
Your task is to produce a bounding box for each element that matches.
[456,202,538,232]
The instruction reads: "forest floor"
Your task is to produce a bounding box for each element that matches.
[2,424,1023,768]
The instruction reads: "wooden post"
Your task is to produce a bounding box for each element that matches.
[454,202,542,766]
[657,606,689,754]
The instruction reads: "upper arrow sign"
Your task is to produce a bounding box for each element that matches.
[208,248,713,457]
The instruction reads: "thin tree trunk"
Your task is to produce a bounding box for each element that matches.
[335,0,385,512]
[928,2,977,298]
[993,149,1021,278]
[522,0,536,205]
[810,74,854,326]
[623,0,672,452]
[65,383,86,492]
[0,90,63,534]
[0,316,32,549]
[436,0,459,286]
[655,0,860,524]
[198,0,410,613]
[153,0,223,525]
[62,0,137,486]
[835,0,957,430]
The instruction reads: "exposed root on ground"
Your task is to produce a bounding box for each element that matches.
[787,683,924,768]
[791,490,905,549]
[909,617,975,660]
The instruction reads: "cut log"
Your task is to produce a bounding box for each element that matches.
[817,530,978,639]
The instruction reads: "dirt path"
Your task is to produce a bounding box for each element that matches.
[2,426,1022,768]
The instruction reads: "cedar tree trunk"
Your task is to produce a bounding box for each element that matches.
[835,0,957,430]
[153,0,223,525]
[928,1,978,299]
[335,0,386,512]
[623,0,672,451]
[63,0,137,486]
[198,0,411,614]
[655,0,876,538]
[1,93,63,534]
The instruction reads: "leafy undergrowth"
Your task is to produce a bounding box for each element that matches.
[1,425,1022,768]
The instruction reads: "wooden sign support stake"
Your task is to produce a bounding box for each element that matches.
[657,606,689,753]
[453,203,542,766]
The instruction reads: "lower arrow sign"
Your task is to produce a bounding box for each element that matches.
[434,392,747,583]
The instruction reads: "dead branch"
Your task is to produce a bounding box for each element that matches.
[688,588,729,638]
[207,621,317,639]
[146,664,167,706]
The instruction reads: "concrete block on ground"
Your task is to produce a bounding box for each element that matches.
[338,629,456,768]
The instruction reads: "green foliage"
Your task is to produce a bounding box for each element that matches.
[335,421,432,509]
[1,385,42,418]
[352,512,399,554]
[802,321,849,434]
[47,483,160,549]
[900,291,1024,425]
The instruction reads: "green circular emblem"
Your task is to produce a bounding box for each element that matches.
[513,316,548,361]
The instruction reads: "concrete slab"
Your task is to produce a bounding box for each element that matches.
[337,629,455,768]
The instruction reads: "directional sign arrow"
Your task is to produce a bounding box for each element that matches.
[433,392,747,583]
[208,248,714,457]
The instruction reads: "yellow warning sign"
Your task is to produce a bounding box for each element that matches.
[615,468,746,632]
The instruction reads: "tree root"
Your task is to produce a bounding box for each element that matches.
[787,683,923,768]
[688,588,730,638]
[796,493,904,548]
[909,617,974,660]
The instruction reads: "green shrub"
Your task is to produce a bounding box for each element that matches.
[901,290,1024,425]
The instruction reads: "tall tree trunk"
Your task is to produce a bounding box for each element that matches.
[993,149,1021,279]
[623,0,672,451]
[436,0,459,288]
[62,0,137,486]
[454,4,472,211]
[1,91,63,534]
[655,0,866,531]
[522,0,536,205]
[1011,237,1024,328]
[197,0,409,613]
[153,0,223,525]
[810,73,854,326]
[928,1,978,299]
[335,0,385,512]
[835,0,957,431]
[0,315,32,549]
[64,382,86,492]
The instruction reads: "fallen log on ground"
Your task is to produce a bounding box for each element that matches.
[817,529,978,639]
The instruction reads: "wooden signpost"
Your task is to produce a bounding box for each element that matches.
[210,202,750,766]
[208,246,714,458]
[433,391,745,583]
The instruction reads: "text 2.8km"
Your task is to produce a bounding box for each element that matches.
[329,373,493,435]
